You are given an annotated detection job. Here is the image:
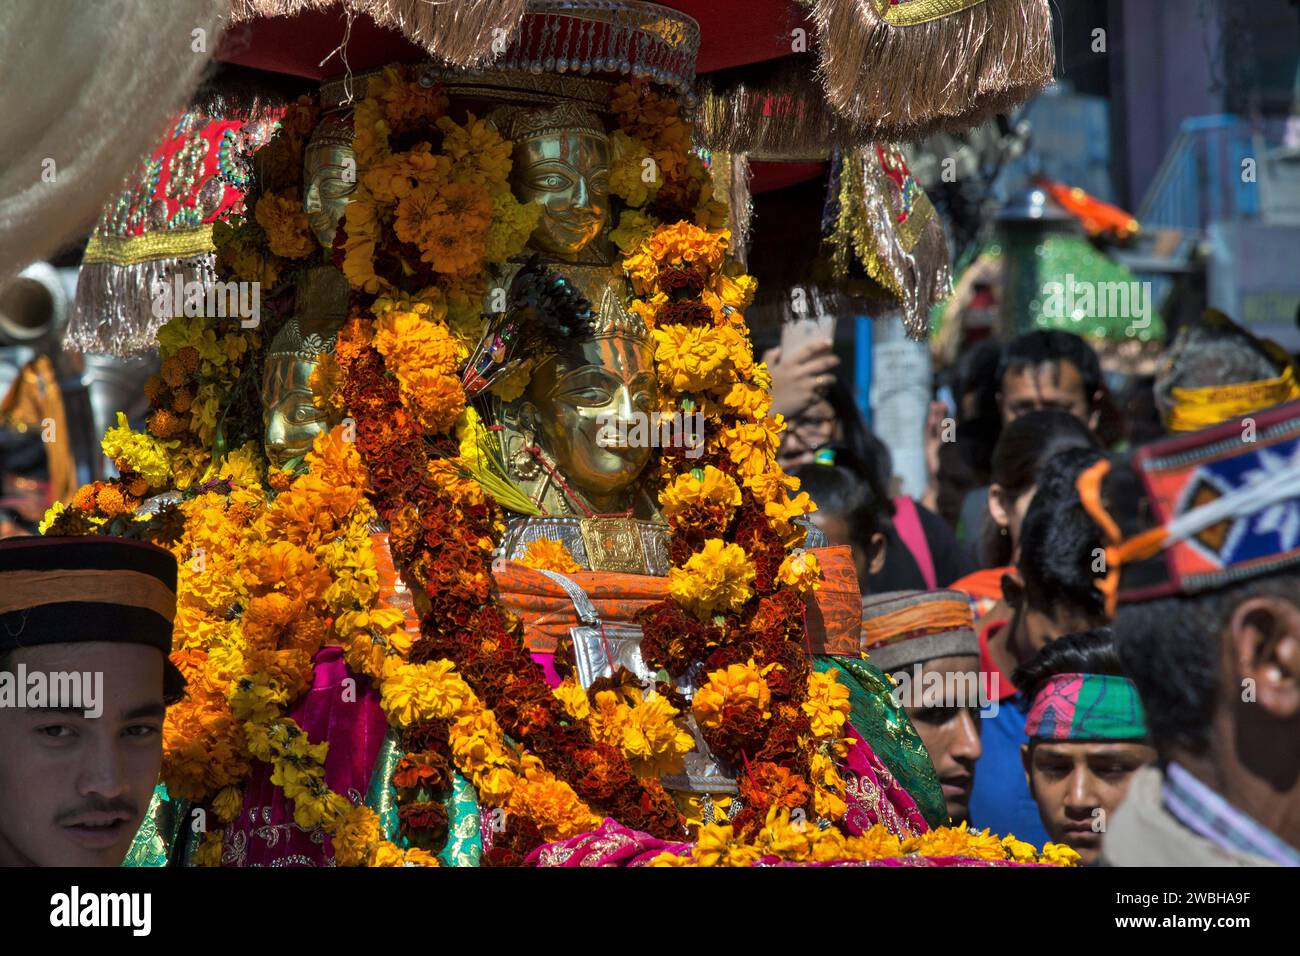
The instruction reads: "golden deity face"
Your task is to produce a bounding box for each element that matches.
[511,130,610,258]
[302,123,357,250]
[262,354,333,471]
[522,334,655,500]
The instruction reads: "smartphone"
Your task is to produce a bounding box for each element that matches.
[780,286,837,357]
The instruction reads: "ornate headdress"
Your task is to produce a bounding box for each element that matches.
[306,108,354,150]
[265,313,344,360]
[487,102,607,142]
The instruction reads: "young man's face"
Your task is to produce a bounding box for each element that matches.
[999,360,1095,427]
[0,642,165,866]
[1022,739,1156,865]
[903,656,983,823]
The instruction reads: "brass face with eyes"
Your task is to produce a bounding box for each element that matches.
[510,130,610,259]
[516,333,655,512]
[302,123,357,250]
[262,355,331,471]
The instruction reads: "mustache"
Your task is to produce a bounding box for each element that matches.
[54,796,139,825]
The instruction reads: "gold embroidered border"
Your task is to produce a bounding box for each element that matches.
[870,0,990,27]
[83,225,215,266]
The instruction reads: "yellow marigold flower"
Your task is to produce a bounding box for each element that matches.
[212,785,243,823]
[610,209,659,254]
[101,412,173,490]
[1040,842,1082,867]
[439,114,512,188]
[485,190,541,263]
[1002,834,1039,863]
[668,539,756,618]
[714,381,771,420]
[367,843,407,867]
[693,659,772,730]
[380,659,469,727]
[778,550,823,596]
[802,666,850,738]
[254,193,316,259]
[609,130,660,207]
[721,416,784,479]
[621,694,694,777]
[193,830,224,867]
[520,537,581,574]
[400,848,441,867]
[845,824,904,860]
[552,677,592,721]
[689,822,737,867]
[658,465,741,523]
[333,805,383,866]
[652,323,745,395]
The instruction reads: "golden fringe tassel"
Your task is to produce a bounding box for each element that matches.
[804,0,1055,132]
[229,0,527,69]
[824,146,951,340]
[707,151,753,267]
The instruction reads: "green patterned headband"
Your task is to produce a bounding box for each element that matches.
[1024,673,1148,741]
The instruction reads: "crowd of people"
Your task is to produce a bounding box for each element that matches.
[769,316,1300,866]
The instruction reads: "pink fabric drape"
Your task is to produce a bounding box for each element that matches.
[221,646,388,866]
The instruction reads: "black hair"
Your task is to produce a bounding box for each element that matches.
[790,457,889,544]
[1016,446,1110,623]
[1012,628,1122,699]
[1113,570,1300,756]
[823,376,889,490]
[996,329,1104,411]
[982,409,1099,566]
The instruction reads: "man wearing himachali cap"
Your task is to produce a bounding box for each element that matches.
[0,535,182,866]
[861,589,987,825]
[1014,629,1154,865]
[1083,400,1300,866]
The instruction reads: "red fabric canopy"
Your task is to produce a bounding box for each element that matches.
[216,1,812,78]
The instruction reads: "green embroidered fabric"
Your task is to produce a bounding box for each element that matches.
[366,728,482,866]
[814,655,948,829]
[122,783,191,867]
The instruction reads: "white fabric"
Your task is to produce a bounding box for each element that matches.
[0,0,229,281]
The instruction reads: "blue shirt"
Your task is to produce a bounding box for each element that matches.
[969,690,1050,846]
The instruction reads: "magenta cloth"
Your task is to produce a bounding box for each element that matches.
[221,646,388,866]
[531,650,563,689]
[839,722,929,838]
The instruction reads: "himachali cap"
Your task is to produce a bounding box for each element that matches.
[1024,673,1148,742]
[1077,399,1300,612]
[860,588,978,672]
[0,536,177,656]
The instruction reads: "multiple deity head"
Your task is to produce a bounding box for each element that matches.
[260,94,655,514]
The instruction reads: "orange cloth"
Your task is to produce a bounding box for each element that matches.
[493,545,863,655]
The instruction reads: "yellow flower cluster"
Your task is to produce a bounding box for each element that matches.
[609,130,660,208]
[380,660,601,840]
[101,411,173,491]
[651,808,1082,867]
[519,537,581,574]
[371,299,466,435]
[254,193,316,259]
[623,221,730,296]
[667,539,756,619]
[658,465,741,525]
[692,659,773,730]
[777,550,823,595]
[553,678,695,779]
[652,322,753,394]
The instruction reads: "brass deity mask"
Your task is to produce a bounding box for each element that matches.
[494,104,610,259]
[521,333,655,500]
[302,112,357,250]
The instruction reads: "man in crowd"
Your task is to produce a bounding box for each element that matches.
[861,588,986,824]
[1014,629,1154,865]
[970,446,1114,845]
[0,535,181,866]
[997,329,1105,429]
[1096,400,1300,866]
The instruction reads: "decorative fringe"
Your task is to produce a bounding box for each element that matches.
[229,0,528,69]
[706,151,753,267]
[804,0,1055,134]
[823,146,951,340]
[64,255,217,356]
